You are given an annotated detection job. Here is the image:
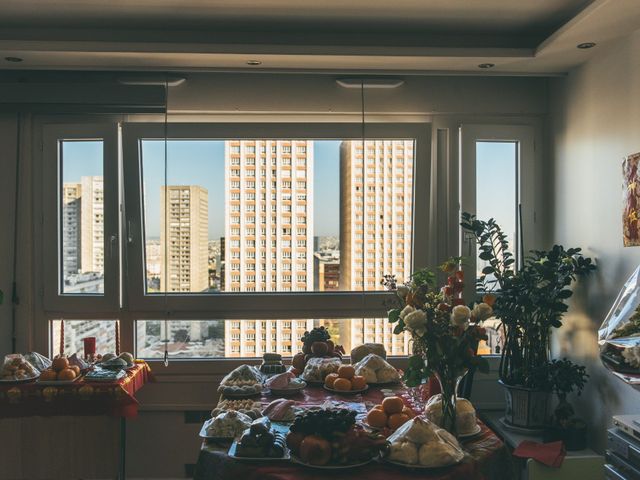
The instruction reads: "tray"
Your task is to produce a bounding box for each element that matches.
[385,457,461,469]
[458,423,482,439]
[228,440,290,461]
[0,376,39,385]
[268,381,306,396]
[36,375,82,386]
[198,419,241,441]
[323,385,369,395]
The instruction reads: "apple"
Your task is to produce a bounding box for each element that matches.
[311,341,329,356]
[326,340,335,355]
[292,352,306,371]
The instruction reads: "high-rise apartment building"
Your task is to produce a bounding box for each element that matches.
[223,140,314,357]
[313,251,340,291]
[160,185,209,292]
[79,176,104,274]
[62,183,82,277]
[340,140,414,355]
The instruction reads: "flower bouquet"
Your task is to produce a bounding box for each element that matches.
[384,259,493,436]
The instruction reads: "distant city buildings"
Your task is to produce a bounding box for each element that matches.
[313,250,340,291]
[160,185,209,292]
[339,140,414,356]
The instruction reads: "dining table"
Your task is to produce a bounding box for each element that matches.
[193,381,515,480]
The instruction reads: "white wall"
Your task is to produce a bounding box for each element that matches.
[550,29,640,453]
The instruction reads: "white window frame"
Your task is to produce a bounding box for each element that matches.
[459,124,535,300]
[121,123,431,320]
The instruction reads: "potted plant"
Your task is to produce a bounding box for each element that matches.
[384,259,493,436]
[461,213,595,430]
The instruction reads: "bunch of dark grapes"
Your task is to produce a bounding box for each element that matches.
[301,326,331,347]
[289,409,356,438]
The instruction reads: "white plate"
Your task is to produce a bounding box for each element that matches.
[36,375,82,385]
[0,376,39,384]
[298,376,324,386]
[220,389,263,399]
[458,423,482,439]
[198,420,241,441]
[268,381,306,396]
[385,457,461,469]
[228,440,290,461]
[323,385,369,395]
[291,454,375,469]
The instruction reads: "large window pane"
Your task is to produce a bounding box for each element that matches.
[475,141,518,285]
[139,139,414,294]
[60,141,104,294]
[51,319,117,357]
[135,318,410,359]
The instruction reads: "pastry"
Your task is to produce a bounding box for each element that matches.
[350,343,386,364]
[424,394,478,435]
[353,354,400,384]
[300,357,342,382]
[206,410,252,438]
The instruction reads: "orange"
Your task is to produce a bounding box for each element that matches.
[68,365,81,376]
[366,409,388,428]
[40,370,57,381]
[337,365,355,380]
[57,368,76,381]
[52,357,69,372]
[324,373,339,388]
[402,406,416,418]
[382,396,404,415]
[333,378,352,391]
[387,412,410,430]
[350,375,367,390]
[372,404,384,411]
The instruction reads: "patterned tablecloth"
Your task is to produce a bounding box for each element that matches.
[194,383,515,480]
[0,361,154,418]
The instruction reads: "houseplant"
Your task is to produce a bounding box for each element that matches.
[541,358,590,450]
[461,213,595,430]
[384,259,492,436]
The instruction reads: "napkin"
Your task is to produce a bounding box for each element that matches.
[513,440,566,467]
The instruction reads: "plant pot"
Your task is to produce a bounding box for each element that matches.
[500,380,550,431]
[543,424,588,451]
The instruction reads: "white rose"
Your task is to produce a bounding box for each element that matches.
[405,310,427,331]
[451,305,471,329]
[472,303,493,322]
[397,285,410,300]
[400,305,416,320]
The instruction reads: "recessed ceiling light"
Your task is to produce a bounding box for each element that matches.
[577,42,596,49]
[4,56,23,63]
[246,60,262,66]
[478,63,495,69]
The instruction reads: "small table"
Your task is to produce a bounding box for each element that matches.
[0,361,154,479]
[194,385,515,480]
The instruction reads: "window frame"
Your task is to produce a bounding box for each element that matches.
[459,124,535,300]
[121,122,431,320]
[42,123,120,313]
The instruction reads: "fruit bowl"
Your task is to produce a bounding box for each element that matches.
[323,385,369,395]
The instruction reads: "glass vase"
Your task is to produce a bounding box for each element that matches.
[435,368,468,437]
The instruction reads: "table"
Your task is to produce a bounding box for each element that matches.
[194,385,514,480]
[0,361,154,479]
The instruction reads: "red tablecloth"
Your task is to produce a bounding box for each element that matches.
[195,384,514,480]
[0,361,154,418]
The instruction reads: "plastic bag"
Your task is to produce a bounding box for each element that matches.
[424,394,478,435]
[386,417,464,467]
[220,364,263,386]
[353,353,400,384]
[300,356,342,382]
[206,410,253,438]
[1,354,40,381]
[599,265,640,384]
[23,352,51,372]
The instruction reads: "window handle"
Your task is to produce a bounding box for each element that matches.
[108,234,118,259]
[127,220,135,244]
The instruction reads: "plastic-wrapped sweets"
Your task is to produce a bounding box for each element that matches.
[353,353,400,384]
[599,265,640,386]
[386,416,464,467]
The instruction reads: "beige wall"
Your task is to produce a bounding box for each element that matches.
[549,29,640,453]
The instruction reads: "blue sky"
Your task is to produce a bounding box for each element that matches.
[62,139,517,242]
[63,139,342,239]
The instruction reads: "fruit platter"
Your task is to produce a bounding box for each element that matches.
[37,356,83,384]
[291,326,346,378]
[363,396,415,434]
[228,417,290,461]
[323,365,369,395]
[286,408,388,468]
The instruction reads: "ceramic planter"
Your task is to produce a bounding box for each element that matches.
[500,380,550,430]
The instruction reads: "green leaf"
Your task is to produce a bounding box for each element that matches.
[479,251,493,261]
[482,266,495,274]
[388,308,401,324]
[408,355,424,369]
[393,322,405,335]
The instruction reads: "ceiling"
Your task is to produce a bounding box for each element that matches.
[0,0,639,75]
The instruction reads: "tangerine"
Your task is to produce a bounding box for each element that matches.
[333,378,352,391]
[337,365,355,379]
[52,357,69,372]
[388,412,410,430]
[366,409,388,428]
[40,370,57,381]
[372,404,384,411]
[350,375,367,390]
[324,373,340,388]
[382,396,404,415]
[402,406,416,418]
[68,365,81,376]
[57,368,76,381]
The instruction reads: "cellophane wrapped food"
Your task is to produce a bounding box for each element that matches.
[386,416,464,467]
[300,356,342,382]
[1,354,40,381]
[353,353,400,384]
[599,265,640,384]
[218,364,264,395]
[205,410,253,438]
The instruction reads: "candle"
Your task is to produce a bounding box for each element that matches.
[59,319,65,356]
[115,321,120,356]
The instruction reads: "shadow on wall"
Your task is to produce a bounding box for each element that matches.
[555,262,640,453]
